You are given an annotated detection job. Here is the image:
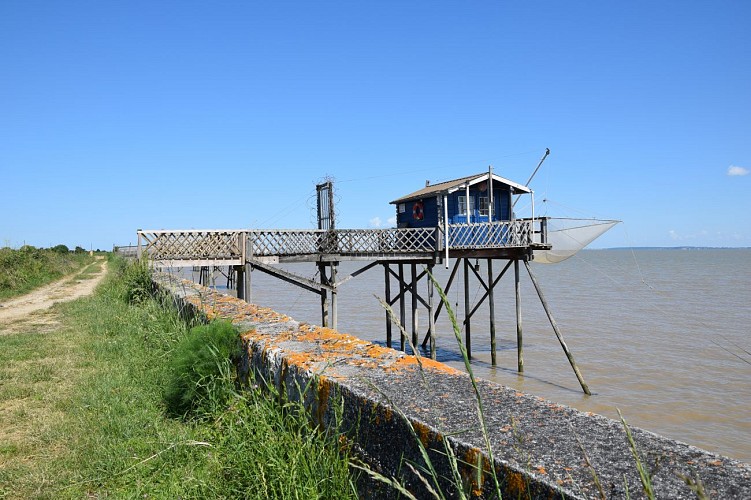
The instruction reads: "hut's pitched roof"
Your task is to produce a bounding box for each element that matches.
[390,172,531,204]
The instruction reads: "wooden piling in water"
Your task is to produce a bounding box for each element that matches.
[488,258,497,366]
[399,263,406,352]
[524,261,590,395]
[384,263,392,348]
[464,258,472,359]
[515,259,523,373]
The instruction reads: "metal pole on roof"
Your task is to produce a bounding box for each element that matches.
[513,147,550,208]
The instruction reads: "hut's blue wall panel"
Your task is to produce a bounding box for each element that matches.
[393,180,517,227]
[396,197,439,228]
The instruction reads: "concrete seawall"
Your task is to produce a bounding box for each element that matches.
[154,272,751,499]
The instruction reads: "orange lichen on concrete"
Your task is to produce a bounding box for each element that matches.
[462,447,486,497]
[391,356,463,375]
[316,376,331,426]
[164,275,466,380]
[412,420,433,447]
[506,470,527,497]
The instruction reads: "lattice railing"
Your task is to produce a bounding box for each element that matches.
[447,220,533,249]
[248,228,437,256]
[138,230,245,261]
[137,222,538,263]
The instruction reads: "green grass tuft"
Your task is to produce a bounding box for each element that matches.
[164,320,241,418]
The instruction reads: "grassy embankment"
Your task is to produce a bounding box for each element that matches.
[0,257,356,498]
[0,246,95,301]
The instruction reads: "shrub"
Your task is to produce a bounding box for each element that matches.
[120,258,153,304]
[164,320,241,419]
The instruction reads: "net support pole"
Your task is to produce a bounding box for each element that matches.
[524,261,591,395]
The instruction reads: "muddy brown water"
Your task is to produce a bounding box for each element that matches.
[179,249,751,463]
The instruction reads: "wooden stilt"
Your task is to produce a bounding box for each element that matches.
[411,263,418,350]
[422,257,460,347]
[488,258,497,366]
[464,258,472,359]
[235,265,245,301]
[524,261,591,395]
[319,263,329,327]
[244,262,252,303]
[384,263,392,348]
[427,263,436,359]
[399,263,406,352]
[515,259,523,373]
[331,262,338,330]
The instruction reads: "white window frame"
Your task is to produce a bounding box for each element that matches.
[479,196,489,216]
[398,203,406,214]
[458,195,475,215]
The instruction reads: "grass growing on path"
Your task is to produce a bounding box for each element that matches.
[0,258,355,499]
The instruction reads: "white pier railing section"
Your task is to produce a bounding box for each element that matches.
[446,220,536,249]
[137,219,542,266]
[248,228,438,256]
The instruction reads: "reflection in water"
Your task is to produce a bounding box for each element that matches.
[182,249,751,463]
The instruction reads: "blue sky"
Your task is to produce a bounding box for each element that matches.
[1,1,749,250]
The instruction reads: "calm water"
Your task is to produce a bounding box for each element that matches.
[191,249,751,463]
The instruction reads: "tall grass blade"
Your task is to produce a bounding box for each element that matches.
[618,408,655,500]
[427,271,503,498]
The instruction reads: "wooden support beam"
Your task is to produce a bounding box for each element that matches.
[331,262,338,330]
[235,265,245,301]
[249,259,330,295]
[399,263,406,352]
[515,259,523,373]
[421,257,461,347]
[411,263,418,349]
[464,258,472,359]
[427,263,436,360]
[464,260,512,321]
[488,259,497,366]
[384,264,392,348]
[524,261,591,395]
[336,260,380,286]
[319,263,329,327]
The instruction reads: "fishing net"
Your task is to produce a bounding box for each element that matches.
[533,218,619,264]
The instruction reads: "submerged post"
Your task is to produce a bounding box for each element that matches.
[463,258,472,359]
[331,262,338,330]
[399,263,406,352]
[515,259,523,373]
[384,263,392,348]
[427,263,436,359]
[411,262,418,349]
[524,261,591,395]
[488,258,497,366]
[235,265,245,301]
[319,263,329,327]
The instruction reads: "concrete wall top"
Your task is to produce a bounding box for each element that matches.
[154,271,751,499]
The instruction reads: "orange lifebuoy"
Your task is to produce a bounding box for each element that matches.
[412,201,424,220]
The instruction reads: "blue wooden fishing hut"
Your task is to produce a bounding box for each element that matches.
[390,170,532,229]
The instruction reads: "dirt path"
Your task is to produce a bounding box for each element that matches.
[0,257,109,333]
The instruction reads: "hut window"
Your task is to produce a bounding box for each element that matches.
[398,203,406,214]
[458,195,475,215]
[479,196,489,216]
